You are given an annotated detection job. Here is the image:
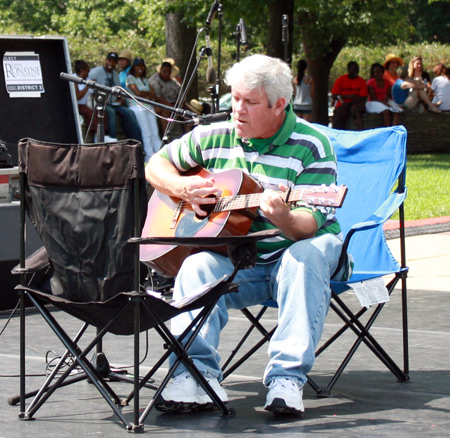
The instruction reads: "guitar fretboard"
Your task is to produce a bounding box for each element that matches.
[212,186,345,212]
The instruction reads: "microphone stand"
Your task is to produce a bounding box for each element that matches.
[160,41,213,144]
[61,72,199,123]
[282,14,290,66]
[235,22,242,62]
[214,2,223,113]
[60,73,230,133]
[93,92,107,143]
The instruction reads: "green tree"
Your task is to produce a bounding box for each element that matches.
[151,0,411,124]
[0,0,446,124]
[407,0,450,44]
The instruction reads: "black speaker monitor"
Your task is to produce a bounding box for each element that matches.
[0,35,81,164]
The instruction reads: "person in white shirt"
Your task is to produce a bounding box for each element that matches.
[126,58,161,163]
[431,63,450,111]
[292,59,313,122]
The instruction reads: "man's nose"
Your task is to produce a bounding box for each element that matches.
[234,100,246,113]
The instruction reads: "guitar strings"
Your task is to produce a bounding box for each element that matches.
[175,186,342,213]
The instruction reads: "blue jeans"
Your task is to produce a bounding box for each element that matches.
[105,104,142,142]
[170,233,343,388]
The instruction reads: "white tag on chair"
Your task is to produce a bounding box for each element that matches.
[351,277,390,308]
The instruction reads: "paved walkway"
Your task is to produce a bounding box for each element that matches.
[386,219,450,291]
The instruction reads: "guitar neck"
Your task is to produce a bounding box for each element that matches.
[214,186,346,212]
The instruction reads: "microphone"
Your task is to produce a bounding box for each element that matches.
[60,72,83,84]
[239,18,249,48]
[205,30,216,84]
[206,0,220,26]
[185,112,230,125]
[60,72,111,94]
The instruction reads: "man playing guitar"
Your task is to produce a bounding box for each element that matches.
[146,54,345,416]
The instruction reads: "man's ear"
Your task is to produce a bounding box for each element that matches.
[273,97,287,115]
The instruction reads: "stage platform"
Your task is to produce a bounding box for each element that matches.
[0,231,449,437]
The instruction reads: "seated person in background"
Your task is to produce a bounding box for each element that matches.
[392,66,441,113]
[383,53,404,87]
[74,60,112,142]
[88,52,142,142]
[126,58,161,163]
[408,55,432,95]
[430,63,450,111]
[331,61,368,130]
[292,59,313,122]
[149,59,182,133]
[146,54,345,417]
[118,50,133,88]
[366,63,401,126]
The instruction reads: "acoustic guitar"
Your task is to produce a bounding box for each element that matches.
[140,168,347,277]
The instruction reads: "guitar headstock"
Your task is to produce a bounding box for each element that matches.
[299,184,348,208]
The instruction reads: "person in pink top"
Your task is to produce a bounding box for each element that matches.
[366,63,401,126]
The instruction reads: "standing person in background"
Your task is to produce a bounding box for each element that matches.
[366,63,400,126]
[383,54,404,87]
[126,58,161,163]
[430,63,450,111]
[292,59,313,122]
[331,61,368,130]
[118,50,133,88]
[88,52,142,142]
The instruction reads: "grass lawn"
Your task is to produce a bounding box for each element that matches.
[402,154,450,221]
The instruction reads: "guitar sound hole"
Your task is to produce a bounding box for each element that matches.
[196,195,216,219]
[175,196,217,237]
[176,212,208,237]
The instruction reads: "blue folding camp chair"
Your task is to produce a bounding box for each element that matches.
[221,125,409,396]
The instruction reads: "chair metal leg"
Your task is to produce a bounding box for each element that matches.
[138,299,235,425]
[222,326,276,380]
[132,298,144,432]
[21,292,136,431]
[320,290,409,394]
[19,290,26,418]
[12,323,89,410]
[221,269,410,397]
[222,307,274,380]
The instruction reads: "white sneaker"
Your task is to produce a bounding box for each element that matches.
[264,378,304,416]
[155,372,228,412]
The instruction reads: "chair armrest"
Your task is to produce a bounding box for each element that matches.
[350,190,407,232]
[332,189,406,281]
[11,246,50,275]
[130,229,280,247]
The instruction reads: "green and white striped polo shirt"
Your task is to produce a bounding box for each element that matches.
[158,104,342,263]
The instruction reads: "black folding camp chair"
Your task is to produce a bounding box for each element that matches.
[11,138,273,431]
[221,125,410,396]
